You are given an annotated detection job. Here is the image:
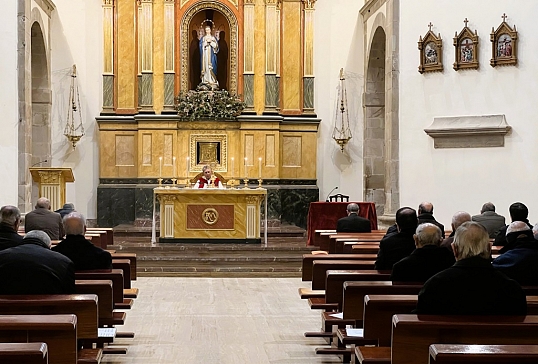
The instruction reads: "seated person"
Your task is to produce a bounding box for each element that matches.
[54,202,75,219]
[415,221,526,315]
[0,230,75,294]
[336,203,371,233]
[0,205,23,250]
[391,223,455,282]
[472,202,506,238]
[534,223,538,240]
[494,202,533,246]
[492,222,538,285]
[52,212,112,270]
[194,165,225,189]
[375,207,417,270]
[24,197,65,240]
[385,202,444,238]
[440,211,471,250]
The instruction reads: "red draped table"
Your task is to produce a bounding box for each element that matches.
[306,202,378,246]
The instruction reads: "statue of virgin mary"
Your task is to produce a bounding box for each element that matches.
[198,25,219,90]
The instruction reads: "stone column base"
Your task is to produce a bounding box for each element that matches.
[377,213,396,230]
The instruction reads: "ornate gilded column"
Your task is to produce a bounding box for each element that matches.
[163,0,176,112]
[302,0,315,114]
[102,0,115,114]
[243,0,255,111]
[280,0,302,114]
[138,0,154,112]
[276,1,281,110]
[264,0,279,113]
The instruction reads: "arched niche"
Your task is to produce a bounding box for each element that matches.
[180,1,238,94]
[364,26,386,216]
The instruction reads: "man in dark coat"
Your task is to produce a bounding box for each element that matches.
[492,222,538,285]
[472,202,506,238]
[494,202,533,247]
[0,205,23,250]
[0,230,75,294]
[391,223,455,282]
[52,212,112,270]
[24,197,65,240]
[54,203,75,219]
[336,203,371,233]
[416,221,526,315]
[375,207,417,270]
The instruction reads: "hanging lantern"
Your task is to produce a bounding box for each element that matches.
[332,68,352,152]
[64,65,85,148]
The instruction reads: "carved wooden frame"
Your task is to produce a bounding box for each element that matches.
[453,20,479,71]
[418,24,443,74]
[180,1,238,94]
[189,133,228,173]
[490,16,518,67]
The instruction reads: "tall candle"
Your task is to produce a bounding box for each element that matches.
[244,157,248,178]
[231,157,235,177]
[186,157,190,177]
[173,157,176,178]
[258,157,262,179]
[159,157,163,178]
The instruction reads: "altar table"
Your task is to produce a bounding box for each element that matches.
[306,202,378,246]
[154,187,267,244]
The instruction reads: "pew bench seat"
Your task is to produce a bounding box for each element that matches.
[298,288,325,299]
[355,346,390,364]
[429,344,538,363]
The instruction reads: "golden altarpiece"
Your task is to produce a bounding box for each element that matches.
[96,0,320,235]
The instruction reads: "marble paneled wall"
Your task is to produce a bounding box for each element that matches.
[97,179,318,229]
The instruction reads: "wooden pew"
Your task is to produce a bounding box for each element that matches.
[0,295,98,341]
[302,254,378,281]
[350,245,381,255]
[75,269,125,308]
[0,314,77,364]
[333,238,382,254]
[342,281,423,321]
[110,252,137,281]
[328,234,383,254]
[112,259,132,289]
[429,344,538,363]
[311,261,377,290]
[391,314,538,364]
[75,280,126,326]
[87,228,114,248]
[0,342,48,364]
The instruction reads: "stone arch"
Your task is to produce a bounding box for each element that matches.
[30,20,52,167]
[180,1,238,94]
[364,26,386,217]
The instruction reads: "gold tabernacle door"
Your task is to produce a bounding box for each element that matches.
[154,188,267,243]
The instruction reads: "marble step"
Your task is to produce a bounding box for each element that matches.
[138,265,302,278]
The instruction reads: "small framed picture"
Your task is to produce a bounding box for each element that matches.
[490,14,518,67]
[453,18,479,71]
[418,23,443,74]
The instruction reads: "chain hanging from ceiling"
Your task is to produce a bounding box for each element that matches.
[64,64,85,148]
[332,68,352,152]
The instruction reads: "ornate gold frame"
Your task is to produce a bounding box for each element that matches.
[453,18,479,71]
[418,23,443,74]
[189,133,228,172]
[180,1,238,94]
[490,14,517,67]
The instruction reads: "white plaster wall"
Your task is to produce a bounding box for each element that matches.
[400,0,538,227]
[50,0,102,219]
[314,0,366,202]
[0,2,19,205]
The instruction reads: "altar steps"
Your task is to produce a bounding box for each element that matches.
[110,231,314,277]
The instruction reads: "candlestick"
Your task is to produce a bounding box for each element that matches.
[159,157,163,179]
[231,157,235,177]
[173,157,176,178]
[244,157,248,178]
[258,157,262,179]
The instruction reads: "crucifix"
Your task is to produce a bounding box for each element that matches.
[428,22,433,32]
[463,18,469,27]
[502,13,507,22]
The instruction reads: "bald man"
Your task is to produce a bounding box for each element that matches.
[24,197,64,240]
[336,203,371,233]
[52,212,112,270]
[391,223,455,283]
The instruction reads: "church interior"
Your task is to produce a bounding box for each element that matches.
[1,0,538,362]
